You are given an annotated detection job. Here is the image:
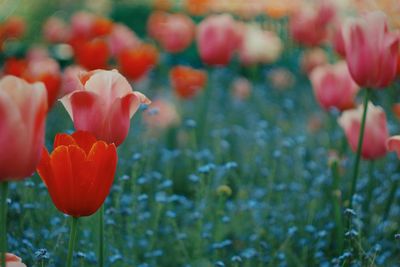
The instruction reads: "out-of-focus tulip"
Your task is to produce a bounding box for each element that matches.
[387,136,400,158]
[3,54,62,109]
[267,68,295,90]
[37,131,117,217]
[60,69,150,146]
[289,1,336,46]
[0,17,25,41]
[3,253,27,267]
[170,66,207,99]
[343,11,399,88]
[300,48,329,74]
[392,103,400,120]
[43,17,71,43]
[150,12,195,53]
[265,0,299,19]
[331,21,346,57]
[338,102,389,160]
[231,77,251,101]
[74,39,110,70]
[185,0,210,16]
[117,44,158,81]
[108,24,140,56]
[239,24,282,65]
[197,14,241,66]
[60,65,86,97]
[143,99,180,130]
[310,61,359,111]
[147,11,168,40]
[153,0,172,10]
[0,76,47,180]
[70,12,96,38]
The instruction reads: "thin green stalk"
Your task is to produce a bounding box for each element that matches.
[0,182,8,267]
[66,217,79,267]
[349,89,371,209]
[331,161,344,255]
[99,205,104,267]
[196,68,212,145]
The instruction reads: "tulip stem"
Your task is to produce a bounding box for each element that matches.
[349,89,371,209]
[0,182,8,267]
[67,217,79,267]
[383,177,398,221]
[99,205,104,267]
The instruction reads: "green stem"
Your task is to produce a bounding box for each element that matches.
[331,161,344,255]
[66,217,79,267]
[196,68,212,146]
[99,205,104,267]
[0,182,8,267]
[349,89,371,209]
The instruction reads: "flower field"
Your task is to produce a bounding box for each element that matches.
[0,0,400,266]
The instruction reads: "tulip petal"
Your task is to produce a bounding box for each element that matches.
[387,136,400,159]
[71,131,97,155]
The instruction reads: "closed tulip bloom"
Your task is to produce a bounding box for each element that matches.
[289,1,336,46]
[117,44,158,81]
[36,131,117,217]
[157,13,195,53]
[108,24,140,56]
[338,102,388,160]
[300,48,329,74]
[170,66,207,99]
[60,69,150,146]
[310,61,359,111]
[239,24,282,65]
[197,14,241,66]
[0,76,47,180]
[331,22,346,57]
[3,253,26,267]
[74,38,110,70]
[387,136,400,158]
[343,11,399,88]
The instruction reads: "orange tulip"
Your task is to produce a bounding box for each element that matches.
[36,131,117,217]
[74,38,110,70]
[170,66,207,99]
[117,44,158,81]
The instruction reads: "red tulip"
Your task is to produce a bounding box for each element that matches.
[197,14,242,66]
[170,66,207,99]
[343,11,399,88]
[2,58,27,77]
[36,131,117,217]
[289,1,336,46]
[0,76,47,180]
[60,69,150,146]
[310,61,359,111]
[338,102,388,160]
[0,16,25,41]
[74,38,110,70]
[117,44,158,81]
[148,12,195,53]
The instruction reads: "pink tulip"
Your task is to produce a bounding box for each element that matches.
[70,12,96,38]
[289,1,336,46]
[108,24,141,56]
[239,24,282,65]
[343,11,399,88]
[387,136,400,158]
[143,99,180,130]
[231,77,251,101]
[60,65,86,97]
[60,69,150,146]
[300,48,329,74]
[0,76,47,180]
[338,102,388,160]
[42,16,70,43]
[3,253,27,267]
[197,14,242,66]
[310,61,359,111]
[331,22,346,57]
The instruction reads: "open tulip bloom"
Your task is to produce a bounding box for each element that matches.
[37,131,117,267]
